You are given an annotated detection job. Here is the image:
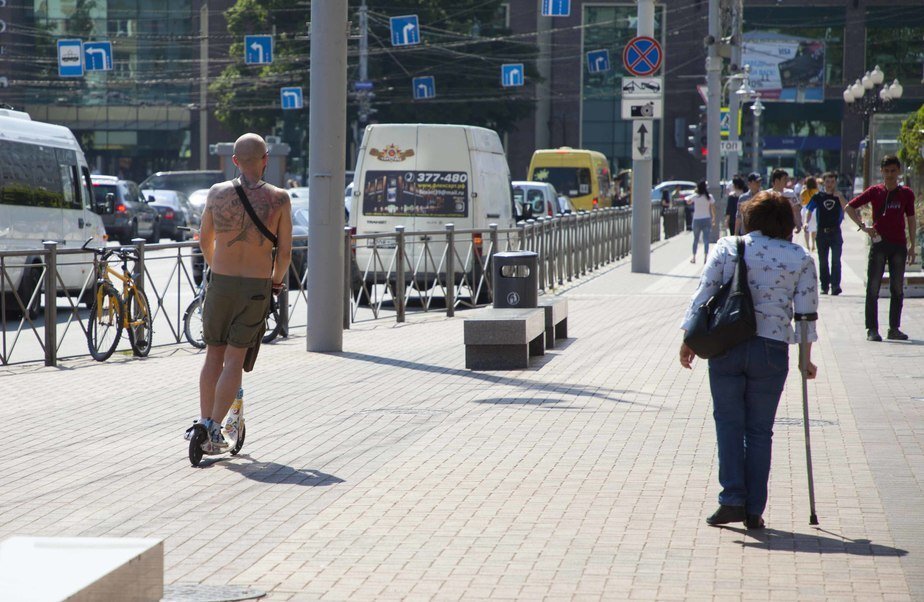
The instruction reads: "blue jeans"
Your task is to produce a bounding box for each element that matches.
[708,336,789,515]
[692,218,711,257]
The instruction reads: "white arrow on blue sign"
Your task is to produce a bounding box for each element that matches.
[280,87,303,110]
[84,41,113,72]
[245,35,273,65]
[412,76,435,100]
[541,0,571,17]
[57,39,84,77]
[501,64,524,87]
[586,49,610,74]
[390,15,420,47]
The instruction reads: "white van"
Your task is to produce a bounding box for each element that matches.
[351,123,514,289]
[0,109,106,315]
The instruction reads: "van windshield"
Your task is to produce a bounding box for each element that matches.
[532,167,591,198]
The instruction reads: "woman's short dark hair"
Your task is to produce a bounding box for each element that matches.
[805,176,817,190]
[739,191,795,240]
[696,179,708,195]
[732,176,746,191]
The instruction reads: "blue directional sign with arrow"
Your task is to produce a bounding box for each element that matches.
[501,64,524,87]
[280,87,303,110]
[586,49,610,74]
[245,35,273,65]
[83,41,113,72]
[412,76,435,100]
[57,39,84,77]
[541,0,571,17]
[390,15,420,46]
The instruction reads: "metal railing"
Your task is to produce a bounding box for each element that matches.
[2,206,680,366]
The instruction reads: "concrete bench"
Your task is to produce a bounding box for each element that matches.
[464,307,545,370]
[537,297,569,349]
[0,536,163,601]
[877,272,924,298]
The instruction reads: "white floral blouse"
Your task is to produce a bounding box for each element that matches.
[681,232,819,344]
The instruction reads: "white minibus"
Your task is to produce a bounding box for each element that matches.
[0,109,106,316]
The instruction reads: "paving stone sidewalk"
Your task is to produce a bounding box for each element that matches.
[1,226,921,601]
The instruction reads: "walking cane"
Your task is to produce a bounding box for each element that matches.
[797,313,819,525]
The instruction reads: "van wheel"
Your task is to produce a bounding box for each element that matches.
[15,264,42,320]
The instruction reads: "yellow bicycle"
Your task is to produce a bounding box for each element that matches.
[84,241,153,361]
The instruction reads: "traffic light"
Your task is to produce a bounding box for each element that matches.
[686,123,699,156]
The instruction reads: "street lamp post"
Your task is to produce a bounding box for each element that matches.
[750,97,764,175]
[843,65,904,190]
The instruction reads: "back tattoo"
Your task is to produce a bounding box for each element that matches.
[208,183,285,247]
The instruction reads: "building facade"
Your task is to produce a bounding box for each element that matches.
[505,0,924,187]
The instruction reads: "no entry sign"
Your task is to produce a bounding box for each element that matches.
[623,36,662,77]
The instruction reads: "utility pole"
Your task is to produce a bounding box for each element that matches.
[726,1,742,181]
[199,2,208,169]
[535,3,551,150]
[630,0,655,274]
[706,0,723,242]
[307,0,348,352]
[357,0,372,125]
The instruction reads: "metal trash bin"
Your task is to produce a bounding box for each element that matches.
[493,251,538,308]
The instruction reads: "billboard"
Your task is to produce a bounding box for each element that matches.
[362,170,468,218]
[743,31,825,102]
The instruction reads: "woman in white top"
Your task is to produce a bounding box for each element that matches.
[679,191,819,530]
[685,180,716,263]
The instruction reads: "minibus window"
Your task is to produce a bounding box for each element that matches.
[533,167,591,198]
[0,140,65,208]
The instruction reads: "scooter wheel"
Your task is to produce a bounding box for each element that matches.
[188,424,207,466]
[230,422,245,455]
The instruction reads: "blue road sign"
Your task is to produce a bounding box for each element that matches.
[57,39,84,77]
[390,15,420,47]
[541,0,571,17]
[84,41,113,72]
[501,64,524,87]
[280,87,303,110]
[245,35,273,65]
[354,81,374,91]
[412,76,435,100]
[586,49,610,74]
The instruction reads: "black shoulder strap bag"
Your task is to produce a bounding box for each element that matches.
[233,178,278,372]
[683,237,757,359]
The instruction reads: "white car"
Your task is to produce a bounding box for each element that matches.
[651,180,696,205]
[188,188,209,213]
[512,181,570,220]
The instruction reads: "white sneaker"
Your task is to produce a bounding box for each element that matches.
[201,421,229,454]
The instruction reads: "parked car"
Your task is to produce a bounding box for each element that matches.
[188,188,209,214]
[90,175,160,244]
[142,189,196,241]
[513,181,570,220]
[650,180,697,205]
[139,170,224,197]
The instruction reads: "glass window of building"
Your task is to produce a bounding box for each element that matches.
[865,7,924,83]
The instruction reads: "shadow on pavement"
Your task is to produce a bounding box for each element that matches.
[339,351,661,408]
[473,397,582,410]
[723,526,909,556]
[216,455,345,487]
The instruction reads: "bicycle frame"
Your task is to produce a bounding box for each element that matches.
[94,256,148,330]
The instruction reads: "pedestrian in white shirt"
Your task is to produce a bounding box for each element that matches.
[769,168,803,234]
[685,179,716,263]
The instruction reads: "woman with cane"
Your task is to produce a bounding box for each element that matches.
[678,191,819,529]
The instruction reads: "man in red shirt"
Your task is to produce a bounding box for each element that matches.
[846,155,918,341]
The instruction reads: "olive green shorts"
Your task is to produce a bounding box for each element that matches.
[202,273,272,348]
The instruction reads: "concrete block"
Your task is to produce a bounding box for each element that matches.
[0,536,163,602]
[537,298,569,349]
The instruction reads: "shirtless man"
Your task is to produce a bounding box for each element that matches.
[187,133,293,450]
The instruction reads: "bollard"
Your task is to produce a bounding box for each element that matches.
[445,223,455,318]
[131,238,145,293]
[343,227,351,330]
[43,241,58,367]
[395,226,406,323]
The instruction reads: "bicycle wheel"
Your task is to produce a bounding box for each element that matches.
[87,282,124,361]
[262,299,283,344]
[183,296,206,349]
[125,287,153,357]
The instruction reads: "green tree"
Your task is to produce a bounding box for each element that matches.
[897,105,924,244]
[211,0,537,137]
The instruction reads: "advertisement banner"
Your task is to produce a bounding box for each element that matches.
[743,31,825,102]
[362,170,469,217]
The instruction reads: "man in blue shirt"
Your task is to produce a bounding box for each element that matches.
[806,171,847,295]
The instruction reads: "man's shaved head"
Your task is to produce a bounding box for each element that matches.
[233,133,267,164]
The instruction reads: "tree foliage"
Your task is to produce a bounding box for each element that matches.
[210,0,537,137]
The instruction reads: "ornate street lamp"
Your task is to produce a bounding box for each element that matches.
[843,65,903,118]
